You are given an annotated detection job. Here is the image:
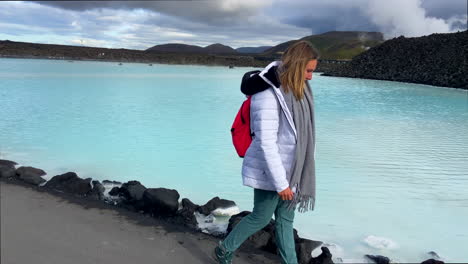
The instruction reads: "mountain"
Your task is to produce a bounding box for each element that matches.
[146,43,204,53]
[322,31,467,89]
[262,31,384,60]
[236,46,273,53]
[203,43,237,54]
[146,43,237,54]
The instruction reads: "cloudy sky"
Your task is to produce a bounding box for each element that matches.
[0,0,466,50]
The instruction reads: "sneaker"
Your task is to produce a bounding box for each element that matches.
[213,241,233,264]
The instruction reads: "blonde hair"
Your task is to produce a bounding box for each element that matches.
[279,41,319,100]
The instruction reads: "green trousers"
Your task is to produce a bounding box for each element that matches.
[222,189,298,264]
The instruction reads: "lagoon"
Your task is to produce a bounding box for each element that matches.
[1,58,467,262]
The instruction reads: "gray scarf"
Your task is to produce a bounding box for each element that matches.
[280,81,316,212]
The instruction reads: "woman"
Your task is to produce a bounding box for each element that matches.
[215,41,319,264]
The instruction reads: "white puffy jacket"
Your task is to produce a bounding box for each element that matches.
[241,61,297,193]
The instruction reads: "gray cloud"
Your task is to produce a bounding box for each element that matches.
[421,0,467,19]
[33,0,467,38]
[271,2,380,34]
[35,1,270,25]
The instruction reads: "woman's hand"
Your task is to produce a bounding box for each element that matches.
[278,187,294,201]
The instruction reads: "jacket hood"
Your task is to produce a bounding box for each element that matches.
[240,61,281,96]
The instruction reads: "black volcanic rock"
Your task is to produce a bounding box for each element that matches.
[365,254,390,264]
[0,159,18,167]
[173,198,199,229]
[0,165,16,178]
[309,247,334,264]
[88,180,105,200]
[108,186,120,196]
[0,159,17,178]
[102,180,122,185]
[118,180,146,201]
[323,31,468,89]
[15,166,46,185]
[45,172,92,195]
[198,196,237,215]
[296,238,323,264]
[142,188,180,216]
[421,259,445,264]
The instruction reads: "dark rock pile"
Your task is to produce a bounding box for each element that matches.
[45,172,93,195]
[0,160,18,178]
[0,159,448,264]
[365,254,390,264]
[227,211,325,264]
[322,31,468,89]
[16,166,46,185]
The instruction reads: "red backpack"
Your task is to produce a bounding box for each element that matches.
[231,70,266,158]
[231,96,252,157]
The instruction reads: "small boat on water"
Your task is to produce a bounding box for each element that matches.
[118,62,122,66]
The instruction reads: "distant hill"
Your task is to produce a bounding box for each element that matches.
[203,43,237,54]
[263,31,384,60]
[146,43,204,53]
[322,31,468,89]
[236,46,273,53]
[0,40,267,67]
[146,43,237,54]
[147,31,384,58]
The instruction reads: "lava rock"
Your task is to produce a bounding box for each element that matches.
[118,181,146,201]
[102,180,122,185]
[421,259,445,264]
[44,172,92,195]
[108,187,121,196]
[322,31,468,89]
[309,247,333,264]
[365,254,390,264]
[0,160,17,178]
[111,181,147,210]
[296,238,323,264]
[0,166,16,178]
[0,159,18,167]
[198,196,236,215]
[181,198,199,212]
[173,198,200,229]
[15,166,46,185]
[88,180,105,200]
[142,188,180,216]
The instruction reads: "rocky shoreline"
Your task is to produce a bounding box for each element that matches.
[0,159,446,264]
[322,31,468,89]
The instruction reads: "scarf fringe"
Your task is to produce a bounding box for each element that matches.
[288,191,315,213]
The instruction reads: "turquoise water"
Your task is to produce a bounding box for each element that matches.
[1,58,467,262]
